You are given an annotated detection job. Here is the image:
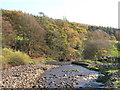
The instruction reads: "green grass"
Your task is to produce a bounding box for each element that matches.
[113,80,120,84]
[108,40,119,43]
[44,59,57,62]
[87,66,99,70]
[83,59,95,63]
[113,85,120,88]
[106,70,119,74]
[108,40,120,57]
[110,46,119,57]
[113,79,120,88]
[28,59,57,64]
[114,77,120,80]
[87,65,113,83]
[96,73,112,83]
[72,58,119,86]
[28,60,35,64]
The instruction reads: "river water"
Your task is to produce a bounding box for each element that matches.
[38,62,105,88]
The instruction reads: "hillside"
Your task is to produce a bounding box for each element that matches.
[2,10,120,61]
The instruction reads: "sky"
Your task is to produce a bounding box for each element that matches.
[1,0,120,28]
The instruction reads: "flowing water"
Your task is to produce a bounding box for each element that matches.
[38,62,104,88]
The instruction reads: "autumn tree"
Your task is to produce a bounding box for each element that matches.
[87,30,111,40]
[115,31,120,56]
[2,10,46,57]
[115,31,120,41]
[45,23,69,60]
[2,17,16,48]
[82,40,110,59]
[3,9,118,60]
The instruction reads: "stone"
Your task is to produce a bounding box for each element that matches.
[78,74,83,76]
[53,74,56,76]
[1,64,59,88]
[50,81,55,84]
[63,74,67,77]
[60,82,64,85]
[76,82,79,85]
[32,86,36,88]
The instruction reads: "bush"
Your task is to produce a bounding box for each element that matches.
[2,48,29,67]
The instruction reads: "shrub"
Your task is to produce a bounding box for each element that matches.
[2,48,29,67]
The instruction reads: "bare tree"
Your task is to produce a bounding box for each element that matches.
[82,40,110,59]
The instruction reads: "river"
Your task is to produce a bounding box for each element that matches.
[37,62,105,88]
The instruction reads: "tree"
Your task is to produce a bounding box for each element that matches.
[2,17,16,48]
[3,10,46,57]
[39,12,45,17]
[82,40,110,59]
[115,31,120,41]
[15,14,46,56]
[115,31,120,56]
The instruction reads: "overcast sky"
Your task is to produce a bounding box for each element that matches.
[1,0,119,28]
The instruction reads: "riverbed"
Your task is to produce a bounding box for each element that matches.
[1,64,59,88]
[36,62,104,88]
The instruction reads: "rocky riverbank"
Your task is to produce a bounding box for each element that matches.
[71,60,120,88]
[0,63,59,88]
[1,61,118,89]
[34,63,105,88]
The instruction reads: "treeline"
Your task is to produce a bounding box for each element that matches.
[2,10,120,61]
[88,26,119,35]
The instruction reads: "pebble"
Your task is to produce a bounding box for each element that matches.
[1,64,59,88]
[53,74,56,76]
[63,74,67,77]
[1,63,108,88]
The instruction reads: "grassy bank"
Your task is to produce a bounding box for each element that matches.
[28,58,57,64]
[72,58,120,88]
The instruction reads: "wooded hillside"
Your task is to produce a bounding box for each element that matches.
[2,10,120,61]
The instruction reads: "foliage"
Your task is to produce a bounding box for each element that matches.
[2,10,46,57]
[2,48,30,67]
[110,44,119,57]
[106,70,119,74]
[28,58,57,64]
[2,9,120,61]
[88,25,118,36]
[82,40,110,59]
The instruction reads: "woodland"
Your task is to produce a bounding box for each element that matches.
[2,10,120,61]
